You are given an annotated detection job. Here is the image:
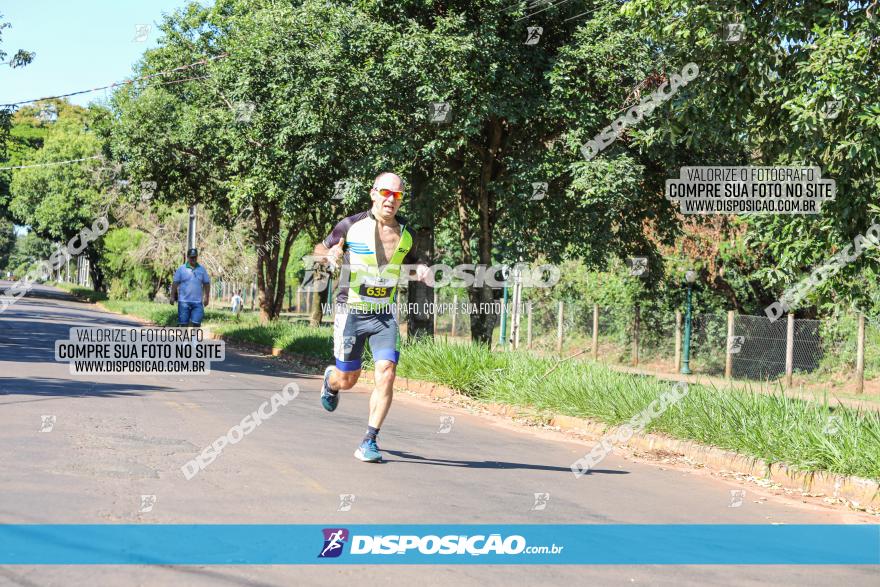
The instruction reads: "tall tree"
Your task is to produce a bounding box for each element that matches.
[112,0,395,321]
[623,0,880,312]
[0,12,35,220]
[8,104,109,289]
[0,217,14,270]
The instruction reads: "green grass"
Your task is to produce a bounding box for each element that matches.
[211,321,332,357]
[100,300,242,326]
[50,282,108,302]
[397,338,880,481]
[99,299,332,358]
[95,298,880,480]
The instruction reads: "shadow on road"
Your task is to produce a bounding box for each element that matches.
[383,449,630,475]
[0,522,279,587]
[0,281,78,300]
[0,376,171,398]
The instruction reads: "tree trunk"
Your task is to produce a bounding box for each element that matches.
[309,287,328,326]
[465,118,505,345]
[406,165,434,339]
[253,200,299,322]
[86,249,105,292]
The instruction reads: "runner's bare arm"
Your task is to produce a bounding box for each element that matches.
[313,239,344,268]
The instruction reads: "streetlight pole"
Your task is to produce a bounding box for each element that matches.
[509,263,523,349]
[498,267,509,348]
[681,270,697,375]
[186,205,197,257]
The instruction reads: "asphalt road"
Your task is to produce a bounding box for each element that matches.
[0,283,876,586]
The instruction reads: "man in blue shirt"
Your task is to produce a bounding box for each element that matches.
[170,248,211,327]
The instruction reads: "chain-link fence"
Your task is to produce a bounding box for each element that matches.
[275,283,876,388]
[464,300,877,388]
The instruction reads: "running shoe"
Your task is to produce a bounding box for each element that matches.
[354,438,382,462]
[321,365,339,412]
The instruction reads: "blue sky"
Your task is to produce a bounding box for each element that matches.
[1,1,205,108]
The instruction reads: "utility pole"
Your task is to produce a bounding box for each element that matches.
[681,271,697,375]
[186,205,197,257]
[509,264,523,349]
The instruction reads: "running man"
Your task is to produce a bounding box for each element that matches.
[313,172,430,463]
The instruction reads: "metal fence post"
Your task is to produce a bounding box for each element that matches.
[856,312,866,394]
[510,275,522,350]
[327,277,333,315]
[632,304,640,367]
[592,304,599,360]
[451,294,458,337]
[674,310,682,372]
[400,287,408,338]
[527,302,533,349]
[725,310,735,380]
[556,301,564,354]
[514,296,521,350]
[433,289,438,339]
[785,313,795,387]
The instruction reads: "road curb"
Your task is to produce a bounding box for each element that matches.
[88,308,880,510]
[355,374,880,510]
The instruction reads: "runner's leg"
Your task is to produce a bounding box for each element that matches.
[322,312,365,412]
[368,359,396,429]
[365,313,399,429]
[353,312,398,462]
[330,311,364,390]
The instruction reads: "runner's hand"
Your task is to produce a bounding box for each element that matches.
[416,264,433,287]
[327,238,344,270]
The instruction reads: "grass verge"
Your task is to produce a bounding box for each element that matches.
[50,281,108,302]
[397,338,880,481]
[93,298,880,480]
[99,299,332,358]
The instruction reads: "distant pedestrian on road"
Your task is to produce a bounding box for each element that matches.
[170,248,211,327]
[231,290,243,316]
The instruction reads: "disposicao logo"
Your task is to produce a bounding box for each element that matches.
[318,529,558,558]
[318,528,349,558]
[349,533,528,555]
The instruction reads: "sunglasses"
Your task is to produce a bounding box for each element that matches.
[373,187,404,201]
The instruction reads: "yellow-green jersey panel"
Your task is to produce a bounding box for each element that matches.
[322,210,417,311]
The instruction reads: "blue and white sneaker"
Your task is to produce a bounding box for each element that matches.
[354,439,382,462]
[321,366,339,412]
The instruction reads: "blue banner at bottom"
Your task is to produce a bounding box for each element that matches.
[0,525,877,565]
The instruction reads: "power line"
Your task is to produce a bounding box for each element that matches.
[1,53,228,108]
[562,4,603,23]
[515,0,574,23]
[0,155,102,171]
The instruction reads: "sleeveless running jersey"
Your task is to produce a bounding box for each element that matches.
[322,210,416,311]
